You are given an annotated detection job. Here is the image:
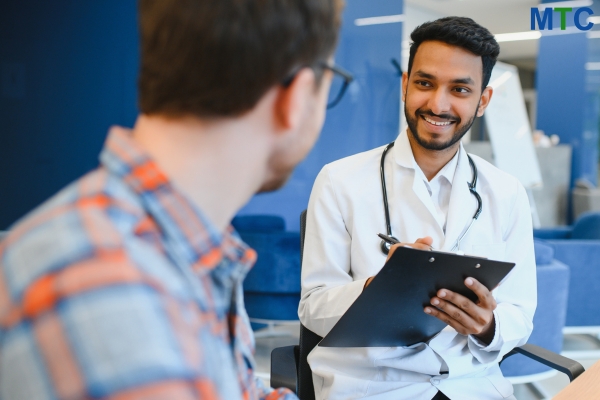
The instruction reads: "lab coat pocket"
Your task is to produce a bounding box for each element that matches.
[470,243,506,261]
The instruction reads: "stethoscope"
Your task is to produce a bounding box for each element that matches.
[379,142,483,255]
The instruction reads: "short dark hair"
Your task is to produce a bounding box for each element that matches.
[138,0,344,118]
[407,17,500,90]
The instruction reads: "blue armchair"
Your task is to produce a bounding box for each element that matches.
[534,211,600,241]
[533,212,600,332]
[500,240,570,395]
[232,215,301,331]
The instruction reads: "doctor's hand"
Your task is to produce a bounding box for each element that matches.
[365,237,433,288]
[424,277,497,345]
[385,236,434,263]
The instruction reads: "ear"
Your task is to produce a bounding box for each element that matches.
[273,68,317,132]
[401,71,409,102]
[476,86,493,117]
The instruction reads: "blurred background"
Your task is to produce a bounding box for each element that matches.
[3,1,600,398]
[3,0,600,230]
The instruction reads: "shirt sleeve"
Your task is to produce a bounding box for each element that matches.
[255,376,298,400]
[0,254,263,400]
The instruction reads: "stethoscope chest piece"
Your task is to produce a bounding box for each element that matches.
[380,236,399,255]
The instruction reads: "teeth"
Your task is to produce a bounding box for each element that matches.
[423,116,452,126]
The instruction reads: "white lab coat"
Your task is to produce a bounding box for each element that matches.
[298,129,536,400]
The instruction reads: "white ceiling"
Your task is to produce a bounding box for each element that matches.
[405,0,541,62]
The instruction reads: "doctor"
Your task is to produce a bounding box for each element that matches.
[299,17,536,400]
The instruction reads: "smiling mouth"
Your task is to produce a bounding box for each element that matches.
[421,115,456,127]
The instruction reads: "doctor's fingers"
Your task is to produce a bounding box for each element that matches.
[390,242,433,252]
[414,236,434,246]
[423,303,478,336]
[464,278,497,310]
[429,291,493,330]
[386,242,433,261]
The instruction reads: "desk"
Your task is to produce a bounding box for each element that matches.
[554,360,600,399]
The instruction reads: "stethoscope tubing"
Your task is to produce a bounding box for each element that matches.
[380,142,396,238]
[379,141,482,254]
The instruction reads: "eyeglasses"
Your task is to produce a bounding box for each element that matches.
[282,62,354,109]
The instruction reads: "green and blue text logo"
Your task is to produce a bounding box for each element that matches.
[531,7,594,31]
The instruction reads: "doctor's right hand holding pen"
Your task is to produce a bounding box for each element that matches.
[364,236,434,288]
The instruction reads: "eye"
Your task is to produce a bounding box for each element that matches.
[415,80,432,87]
[454,87,471,94]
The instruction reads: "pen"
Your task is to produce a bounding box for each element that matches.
[377,233,400,245]
[378,233,439,252]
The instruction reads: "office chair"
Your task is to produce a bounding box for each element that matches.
[270,210,585,399]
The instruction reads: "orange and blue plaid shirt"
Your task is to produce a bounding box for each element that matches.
[0,127,297,400]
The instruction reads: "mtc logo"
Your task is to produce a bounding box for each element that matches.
[531,7,594,31]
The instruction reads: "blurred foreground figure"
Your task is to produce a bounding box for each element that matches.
[0,0,343,398]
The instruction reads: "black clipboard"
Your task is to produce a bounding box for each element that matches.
[318,246,515,348]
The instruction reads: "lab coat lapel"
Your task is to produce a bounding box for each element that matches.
[411,170,442,229]
[442,146,477,251]
[392,130,444,233]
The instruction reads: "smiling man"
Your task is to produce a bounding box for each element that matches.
[299,17,536,399]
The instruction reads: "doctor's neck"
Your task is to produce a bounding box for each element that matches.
[407,129,460,181]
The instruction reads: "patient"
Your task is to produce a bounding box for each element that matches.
[0,0,344,398]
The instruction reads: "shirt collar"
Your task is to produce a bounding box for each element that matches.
[99,126,256,274]
[434,149,459,185]
[393,128,461,185]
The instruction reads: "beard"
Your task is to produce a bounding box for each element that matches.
[256,151,296,194]
[405,101,479,151]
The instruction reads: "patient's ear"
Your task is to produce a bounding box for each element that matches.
[273,68,317,132]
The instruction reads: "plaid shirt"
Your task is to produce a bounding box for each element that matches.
[0,127,297,400]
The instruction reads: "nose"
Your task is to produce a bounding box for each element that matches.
[427,88,451,116]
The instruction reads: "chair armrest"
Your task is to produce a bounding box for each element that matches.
[270,345,299,392]
[533,227,572,239]
[503,344,585,382]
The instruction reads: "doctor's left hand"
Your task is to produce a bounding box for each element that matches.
[424,277,497,345]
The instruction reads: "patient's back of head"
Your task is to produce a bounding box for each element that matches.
[137,0,344,119]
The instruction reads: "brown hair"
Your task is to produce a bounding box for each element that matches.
[138,0,344,118]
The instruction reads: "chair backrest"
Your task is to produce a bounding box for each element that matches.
[571,211,600,240]
[500,257,570,376]
[298,210,323,400]
[235,215,301,321]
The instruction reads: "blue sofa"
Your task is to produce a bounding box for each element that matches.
[501,240,570,381]
[232,215,301,322]
[534,212,600,330]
